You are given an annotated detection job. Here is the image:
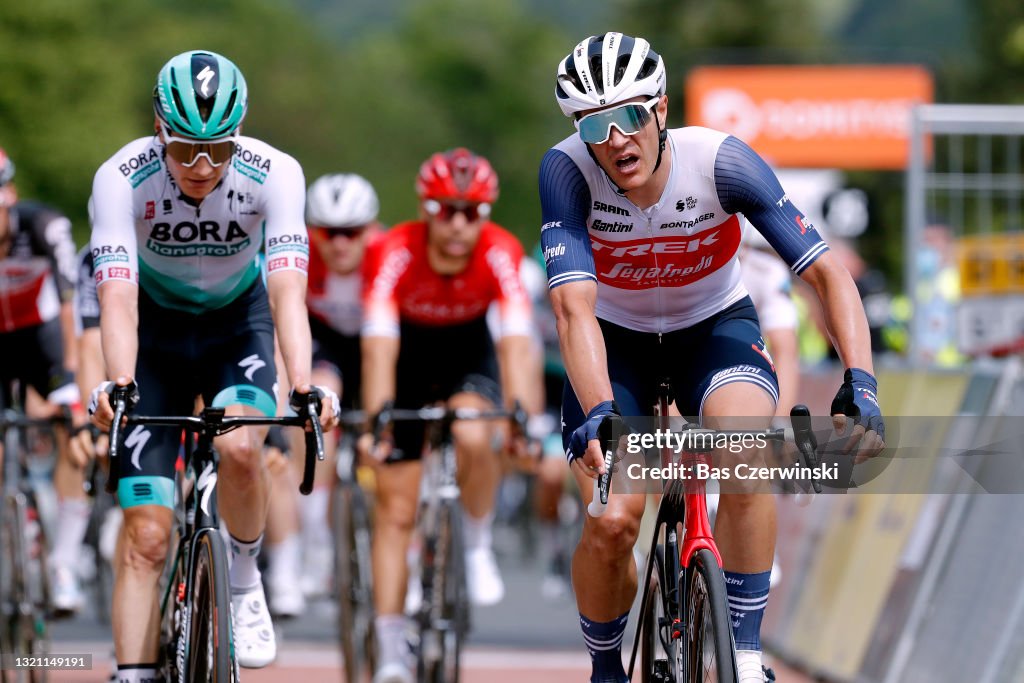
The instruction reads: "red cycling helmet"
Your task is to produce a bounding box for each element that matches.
[415,148,499,204]
[0,146,15,187]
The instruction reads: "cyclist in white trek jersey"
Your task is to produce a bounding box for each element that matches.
[540,33,886,683]
[88,50,338,682]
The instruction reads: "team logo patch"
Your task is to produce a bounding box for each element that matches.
[590,215,742,290]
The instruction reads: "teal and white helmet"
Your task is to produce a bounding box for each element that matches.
[153,50,248,140]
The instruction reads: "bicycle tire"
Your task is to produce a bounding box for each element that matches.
[158,526,188,683]
[186,530,238,683]
[418,499,467,683]
[333,479,376,682]
[0,494,49,683]
[683,548,738,683]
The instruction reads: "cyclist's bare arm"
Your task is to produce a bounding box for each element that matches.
[495,333,536,457]
[359,334,399,459]
[549,279,614,477]
[94,279,138,428]
[765,327,799,420]
[495,334,534,408]
[69,327,106,466]
[59,301,78,373]
[799,251,884,452]
[798,252,874,376]
[267,271,313,390]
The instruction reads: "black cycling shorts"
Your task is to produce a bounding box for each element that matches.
[387,316,501,462]
[310,315,361,410]
[560,296,779,451]
[116,280,277,508]
[0,318,74,409]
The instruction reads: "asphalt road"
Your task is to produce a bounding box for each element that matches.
[45,509,811,682]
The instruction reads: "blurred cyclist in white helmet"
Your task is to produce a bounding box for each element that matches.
[264,173,382,616]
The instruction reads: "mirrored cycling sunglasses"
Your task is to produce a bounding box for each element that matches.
[423,199,491,222]
[161,125,237,168]
[575,97,660,145]
[317,225,370,239]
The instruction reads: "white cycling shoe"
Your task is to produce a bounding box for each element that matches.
[737,650,776,682]
[50,565,84,616]
[372,660,414,683]
[466,547,505,606]
[231,585,277,668]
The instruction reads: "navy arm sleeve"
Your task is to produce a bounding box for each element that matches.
[714,136,829,275]
[538,149,596,288]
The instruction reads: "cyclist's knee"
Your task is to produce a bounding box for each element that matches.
[716,489,771,512]
[122,510,172,572]
[581,508,640,559]
[376,494,417,534]
[452,420,491,454]
[218,436,262,479]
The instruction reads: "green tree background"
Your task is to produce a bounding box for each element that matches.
[2,0,1022,285]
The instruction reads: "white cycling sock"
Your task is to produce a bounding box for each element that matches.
[267,534,301,584]
[51,498,91,570]
[462,512,493,553]
[115,664,158,683]
[298,487,330,546]
[228,534,263,593]
[375,614,410,667]
[540,520,563,569]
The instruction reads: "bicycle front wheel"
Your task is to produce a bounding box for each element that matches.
[418,500,467,683]
[187,530,238,682]
[334,479,376,682]
[683,548,738,683]
[0,493,49,683]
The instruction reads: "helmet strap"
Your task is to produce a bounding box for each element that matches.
[652,109,667,175]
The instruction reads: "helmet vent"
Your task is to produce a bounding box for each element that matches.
[637,55,659,81]
[219,91,238,128]
[171,88,188,127]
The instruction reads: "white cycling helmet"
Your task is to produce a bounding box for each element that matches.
[555,32,666,117]
[306,173,379,228]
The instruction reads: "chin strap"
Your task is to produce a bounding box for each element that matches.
[652,109,667,174]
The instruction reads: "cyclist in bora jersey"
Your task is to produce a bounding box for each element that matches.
[359,149,534,683]
[540,33,885,683]
[88,51,338,682]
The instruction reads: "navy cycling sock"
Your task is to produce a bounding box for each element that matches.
[724,569,770,651]
[580,612,629,683]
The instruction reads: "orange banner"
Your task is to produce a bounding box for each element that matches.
[685,65,933,169]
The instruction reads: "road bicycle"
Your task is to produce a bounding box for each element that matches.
[589,380,819,683]
[371,403,526,683]
[105,385,326,683]
[330,412,377,683]
[77,430,117,626]
[0,408,68,683]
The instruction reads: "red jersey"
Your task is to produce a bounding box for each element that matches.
[362,221,531,338]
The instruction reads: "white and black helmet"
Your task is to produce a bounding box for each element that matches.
[555,32,666,117]
[306,173,380,228]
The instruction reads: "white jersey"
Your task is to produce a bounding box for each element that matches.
[89,135,309,312]
[539,126,828,333]
[739,246,797,332]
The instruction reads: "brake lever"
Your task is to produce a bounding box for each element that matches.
[790,404,821,494]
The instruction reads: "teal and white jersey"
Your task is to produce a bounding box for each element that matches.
[89,135,309,312]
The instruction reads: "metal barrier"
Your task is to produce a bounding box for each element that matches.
[765,360,1024,681]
